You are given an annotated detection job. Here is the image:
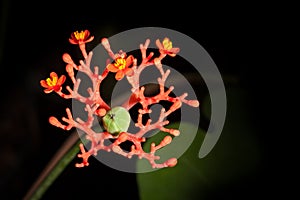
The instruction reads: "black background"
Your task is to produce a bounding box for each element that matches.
[0,1,283,200]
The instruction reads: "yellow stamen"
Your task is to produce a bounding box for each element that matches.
[74,31,85,40]
[46,76,57,86]
[114,58,126,70]
[163,38,172,50]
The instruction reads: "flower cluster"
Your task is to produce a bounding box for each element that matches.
[40,30,199,169]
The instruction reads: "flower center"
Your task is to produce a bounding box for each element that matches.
[74,31,85,40]
[114,58,126,70]
[46,77,57,86]
[163,39,172,50]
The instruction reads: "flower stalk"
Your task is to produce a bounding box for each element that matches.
[23,132,83,200]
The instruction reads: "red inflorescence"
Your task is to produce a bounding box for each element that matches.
[40,30,199,169]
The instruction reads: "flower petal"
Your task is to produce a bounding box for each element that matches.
[57,75,66,85]
[170,47,180,54]
[115,71,125,80]
[40,80,49,88]
[69,38,78,44]
[44,88,53,94]
[50,72,58,79]
[124,68,133,76]
[85,36,94,43]
[155,39,164,49]
[83,30,91,39]
[107,64,119,72]
[168,53,177,57]
[125,55,134,68]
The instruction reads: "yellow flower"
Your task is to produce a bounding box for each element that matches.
[156,37,180,57]
[69,30,94,45]
[40,72,66,93]
[106,55,134,80]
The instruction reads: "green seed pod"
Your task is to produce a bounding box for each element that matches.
[102,106,131,135]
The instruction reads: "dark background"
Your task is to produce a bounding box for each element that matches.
[0,1,283,200]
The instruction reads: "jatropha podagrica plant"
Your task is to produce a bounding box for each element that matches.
[40,30,199,169]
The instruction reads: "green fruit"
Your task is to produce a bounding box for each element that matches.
[102,106,131,135]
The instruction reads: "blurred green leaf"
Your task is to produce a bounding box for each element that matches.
[136,86,261,200]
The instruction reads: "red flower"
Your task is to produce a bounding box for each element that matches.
[156,37,180,57]
[69,30,94,45]
[40,72,66,93]
[106,54,134,80]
